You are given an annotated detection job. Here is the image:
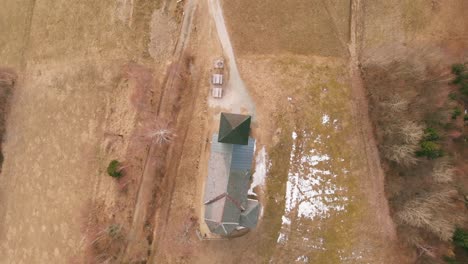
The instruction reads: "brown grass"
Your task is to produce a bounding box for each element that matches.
[78,200,128,264]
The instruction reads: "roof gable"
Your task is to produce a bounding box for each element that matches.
[240,199,260,228]
[218,113,251,145]
[204,132,260,236]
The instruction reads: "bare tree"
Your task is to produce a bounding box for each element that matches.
[383,144,419,166]
[432,159,455,183]
[380,98,409,114]
[397,190,460,241]
[142,120,176,144]
[399,121,424,145]
[148,127,175,144]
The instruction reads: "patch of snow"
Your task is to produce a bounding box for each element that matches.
[296,255,309,262]
[292,131,298,140]
[339,250,365,262]
[322,114,330,124]
[333,119,341,130]
[276,129,349,245]
[284,131,347,219]
[277,232,288,244]
[314,135,322,143]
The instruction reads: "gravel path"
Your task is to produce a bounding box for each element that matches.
[208,0,256,116]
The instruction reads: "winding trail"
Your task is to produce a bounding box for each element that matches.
[208,0,255,116]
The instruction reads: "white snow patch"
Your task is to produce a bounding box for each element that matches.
[276,130,349,245]
[339,250,365,261]
[277,232,288,244]
[296,255,309,262]
[322,114,330,124]
[292,131,298,140]
[284,132,347,219]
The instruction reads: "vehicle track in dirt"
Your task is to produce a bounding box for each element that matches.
[348,0,397,244]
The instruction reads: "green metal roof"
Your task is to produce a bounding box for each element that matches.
[240,199,260,228]
[218,113,251,145]
[204,134,260,236]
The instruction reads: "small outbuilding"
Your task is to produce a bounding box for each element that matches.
[212,74,223,85]
[212,87,223,98]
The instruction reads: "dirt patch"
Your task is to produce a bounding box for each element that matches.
[149,10,178,62]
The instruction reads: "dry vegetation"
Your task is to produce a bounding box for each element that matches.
[0,68,15,172]
[362,51,468,263]
[78,201,128,264]
[78,53,192,263]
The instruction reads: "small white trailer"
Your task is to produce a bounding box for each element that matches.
[212,87,223,98]
[212,74,223,85]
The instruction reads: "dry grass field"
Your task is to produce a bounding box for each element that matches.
[222,0,350,57]
[0,0,466,263]
[0,0,173,263]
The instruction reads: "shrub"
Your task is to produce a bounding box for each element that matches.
[417,141,443,159]
[461,82,468,96]
[451,64,465,76]
[449,92,458,100]
[107,224,123,238]
[423,127,440,141]
[107,160,123,178]
[452,64,468,95]
[417,128,443,158]
[452,107,462,120]
[464,114,468,122]
[443,256,459,264]
[453,228,468,249]
[452,63,468,96]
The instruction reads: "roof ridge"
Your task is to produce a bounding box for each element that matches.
[225,193,245,211]
[204,192,227,205]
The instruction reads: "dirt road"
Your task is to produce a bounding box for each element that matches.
[347,0,396,240]
[207,0,255,116]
